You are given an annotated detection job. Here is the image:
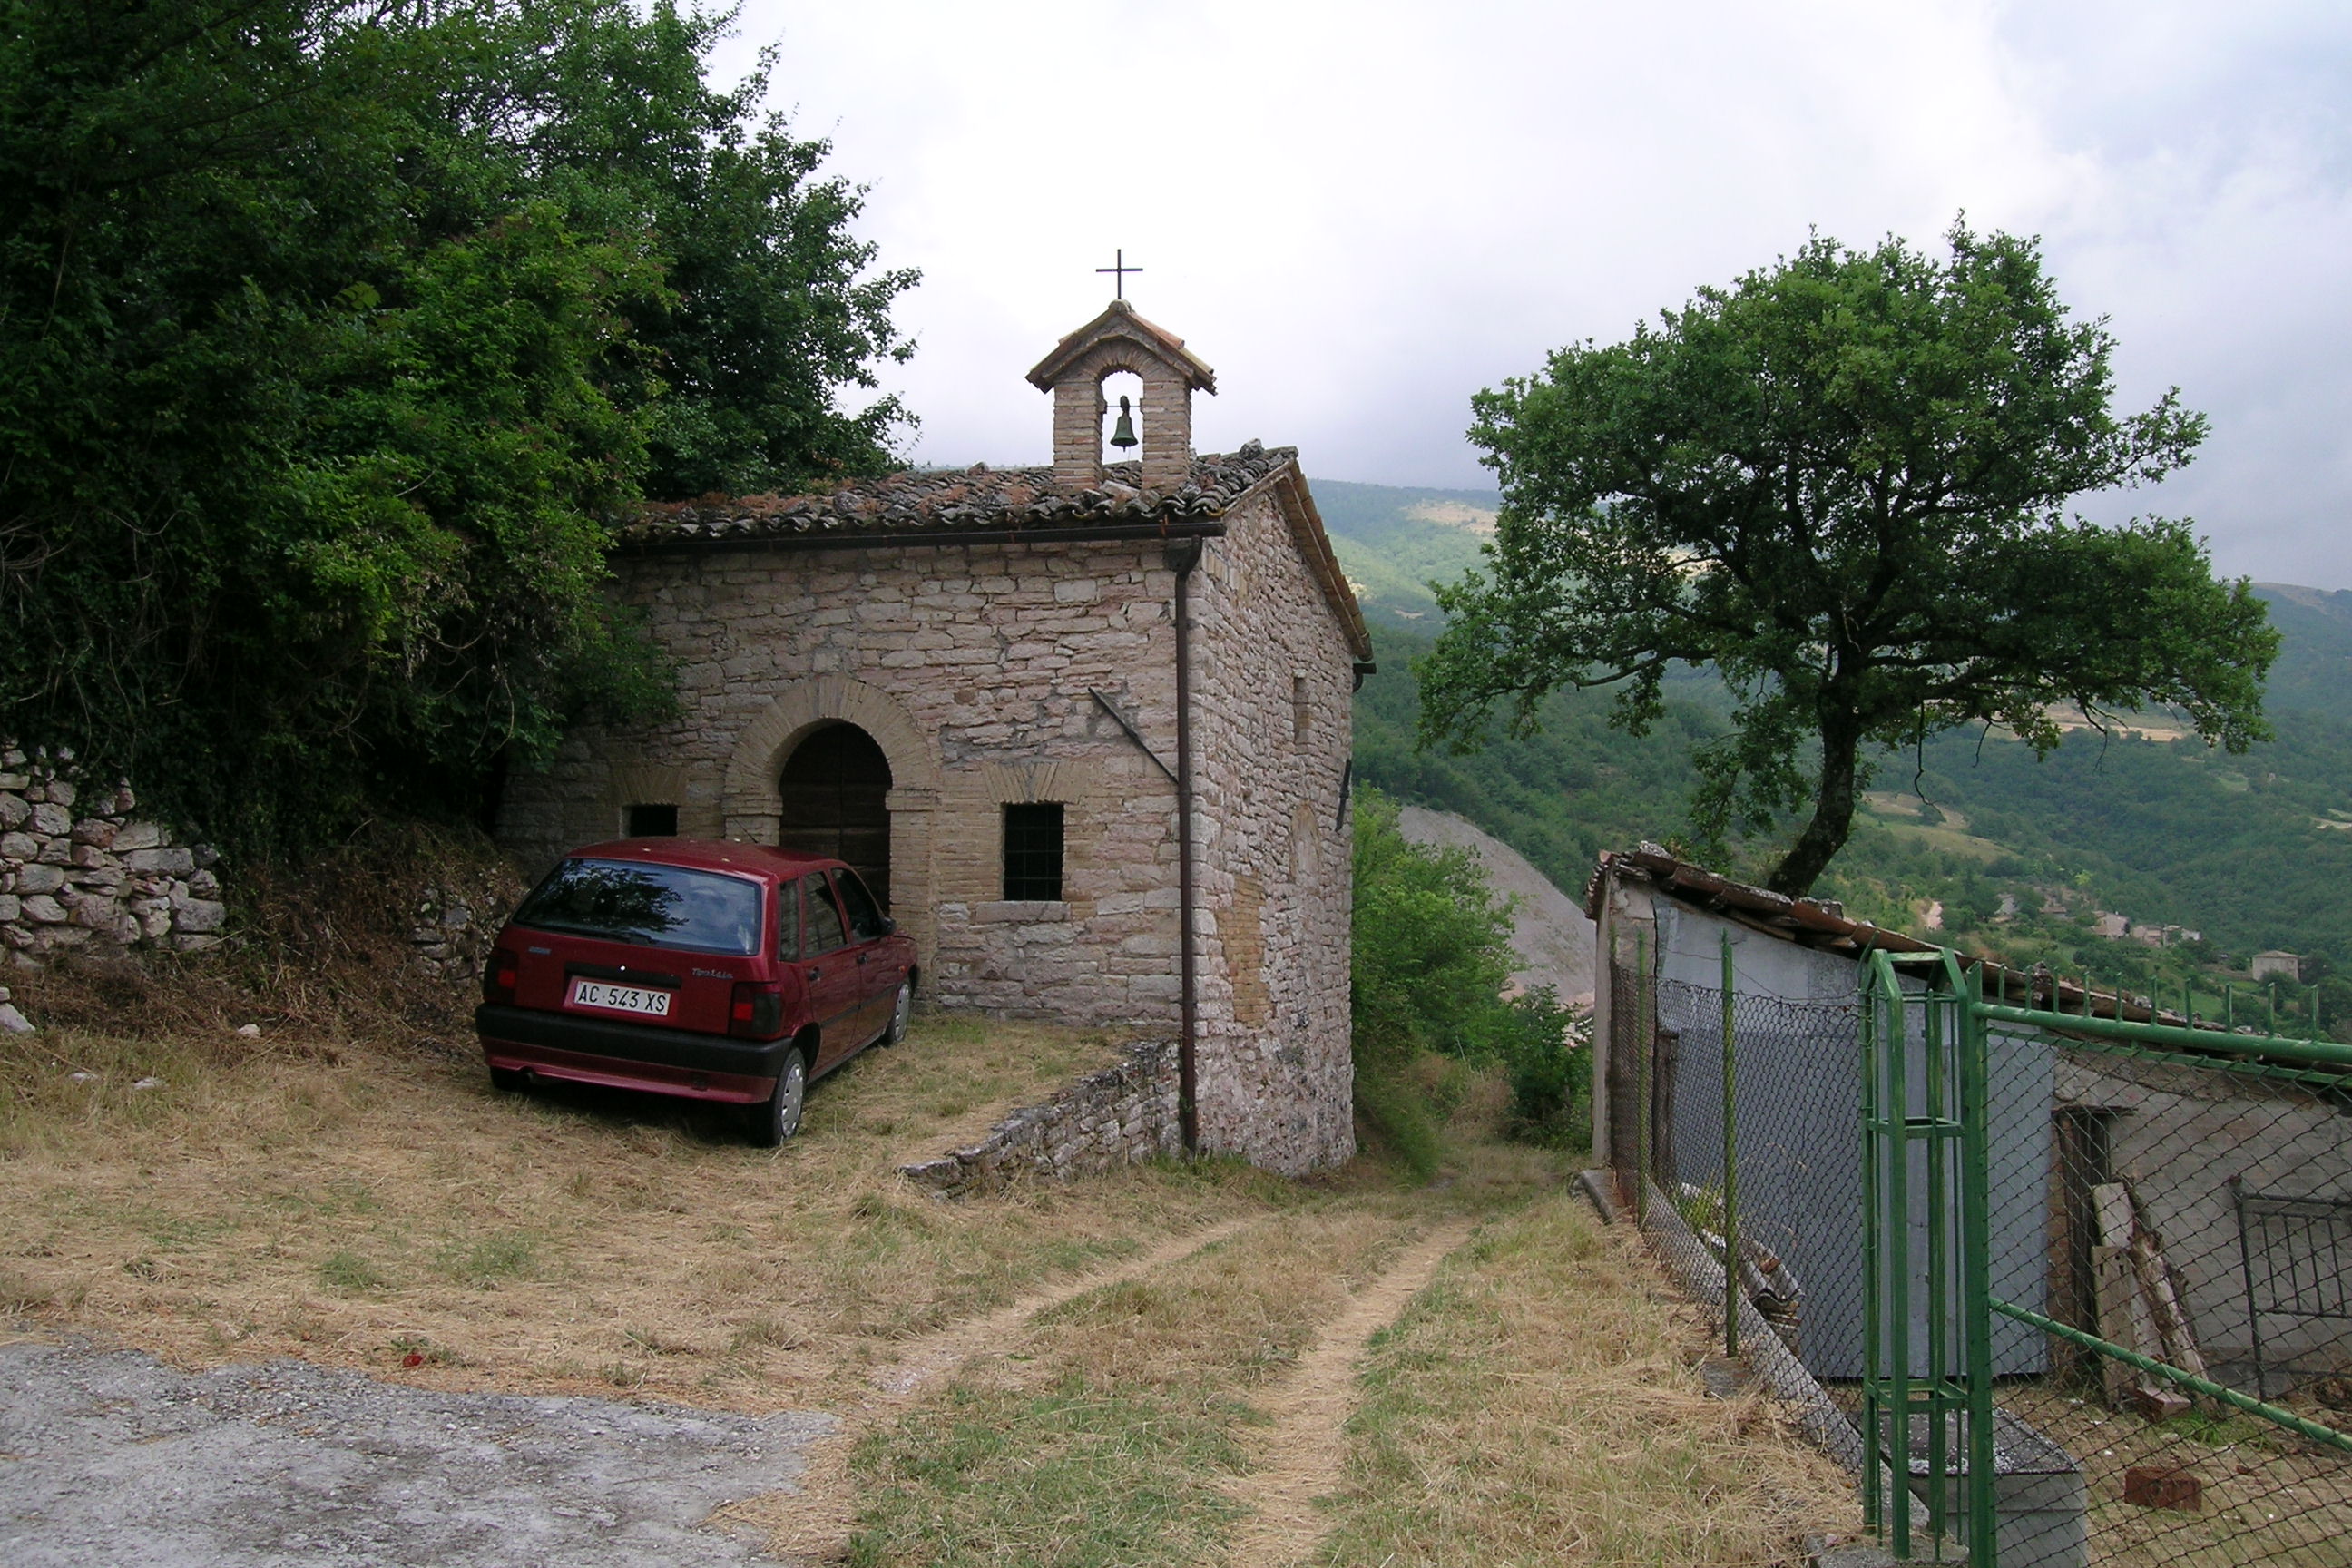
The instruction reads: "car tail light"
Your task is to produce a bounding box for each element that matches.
[730,980,784,1039]
[485,949,519,1005]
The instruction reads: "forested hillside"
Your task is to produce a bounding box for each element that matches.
[1326,477,2352,1028]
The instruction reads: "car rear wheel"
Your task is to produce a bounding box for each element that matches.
[489,1066,527,1093]
[880,979,913,1046]
[747,1048,807,1147]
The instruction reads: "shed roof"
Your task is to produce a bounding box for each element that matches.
[1588,842,2319,1054]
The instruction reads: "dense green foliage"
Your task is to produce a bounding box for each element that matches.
[1420,224,2278,896]
[1354,612,2352,1040]
[2256,585,2352,723]
[0,0,914,854]
[1350,792,1583,1172]
[1311,479,1500,623]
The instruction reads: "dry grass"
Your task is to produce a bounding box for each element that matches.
[0,1012,1279,1406]
[1312,1192,1860,1567]
[843,1083,1851,1568]
[1,974,1858,1567]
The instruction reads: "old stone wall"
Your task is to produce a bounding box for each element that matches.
[499,537,1190,1031]
[1184,488,1358,1173]
[410,875,525,987]
[898,1038,1180,1196]
[496,479,1362,1178]
[0,743,226,971]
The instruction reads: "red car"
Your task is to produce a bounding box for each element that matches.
[476,839,917,1144]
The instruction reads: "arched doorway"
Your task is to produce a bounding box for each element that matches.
[778,723,893,906]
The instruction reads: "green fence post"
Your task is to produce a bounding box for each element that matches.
[1721,929,1739,1359]
[1860,955,1883,1540]
[1886,963,1913,1560]
[1959,959,1998,1565]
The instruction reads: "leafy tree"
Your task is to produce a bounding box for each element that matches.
[0,0,914,854]
[1419,224,2278,896]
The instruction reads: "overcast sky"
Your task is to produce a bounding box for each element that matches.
[716,1,2351,589]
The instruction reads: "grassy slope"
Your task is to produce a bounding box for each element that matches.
[1,1005,1857,1567]
[1326,479,2352,984]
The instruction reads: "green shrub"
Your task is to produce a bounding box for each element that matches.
[1350,791,1588,1166]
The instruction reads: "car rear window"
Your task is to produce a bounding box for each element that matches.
[511,859,765,956]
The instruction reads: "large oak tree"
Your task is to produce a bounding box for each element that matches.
[0,1,915,853]
[1420,225,2279,897]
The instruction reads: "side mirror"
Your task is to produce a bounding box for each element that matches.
[879,916,897,936]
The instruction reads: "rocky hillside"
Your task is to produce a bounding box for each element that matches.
[1395,805,1596,1008]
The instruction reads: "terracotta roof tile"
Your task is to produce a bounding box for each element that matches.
[620,443,1293,550]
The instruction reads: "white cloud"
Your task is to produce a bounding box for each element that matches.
[716,0,2352,586]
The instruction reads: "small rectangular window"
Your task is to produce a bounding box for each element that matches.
[626,803,679,837]
[1292,673,1310,740]
[1002,803,1065,901]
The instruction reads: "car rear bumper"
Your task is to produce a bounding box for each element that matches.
[475,1004,787,1104]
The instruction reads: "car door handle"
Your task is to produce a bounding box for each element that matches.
[857,953,869,965]
[805,966,821,981]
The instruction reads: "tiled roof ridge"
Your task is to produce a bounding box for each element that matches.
[620,442,1293,548]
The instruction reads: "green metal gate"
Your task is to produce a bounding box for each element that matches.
[1859,948,1994,1561]
[1858,947,2352,1566]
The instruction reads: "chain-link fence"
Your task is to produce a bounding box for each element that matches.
[1607,940,2352,1567]
[1609,956,1867,1376]
[1984,1027,2352,1568]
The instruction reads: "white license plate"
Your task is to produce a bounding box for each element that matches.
[568,978,674,1018]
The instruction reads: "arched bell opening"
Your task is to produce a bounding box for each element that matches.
[778,721,894,907]
[1099,369,1143,467]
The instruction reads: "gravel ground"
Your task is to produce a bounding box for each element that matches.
[0,1340,830,1566]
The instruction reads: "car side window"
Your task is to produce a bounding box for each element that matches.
[776,878,801,960]
[802,873,848,956]
[834,869,888,943]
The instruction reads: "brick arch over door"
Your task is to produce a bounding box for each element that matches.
[721,677,942,951]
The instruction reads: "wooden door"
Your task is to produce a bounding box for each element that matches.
[777,724,892,906]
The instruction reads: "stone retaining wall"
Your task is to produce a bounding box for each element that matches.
[410,877,524,987]
[900,1038,1180,1196]
[0,744,225,970]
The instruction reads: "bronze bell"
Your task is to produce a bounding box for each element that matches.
[1108,394,1140,450]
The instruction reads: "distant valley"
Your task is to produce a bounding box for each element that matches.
[1318,476,2352,1031]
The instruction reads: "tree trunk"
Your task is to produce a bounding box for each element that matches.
[1766,711,1862,897]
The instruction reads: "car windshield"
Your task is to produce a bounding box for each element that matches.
[512,859,764,956]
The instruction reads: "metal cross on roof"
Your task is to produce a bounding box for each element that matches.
[1096,249,1142,300]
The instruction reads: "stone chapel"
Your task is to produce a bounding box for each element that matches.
[496,299,1373,1174]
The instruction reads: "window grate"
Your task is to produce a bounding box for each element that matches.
[1002,803,1064,901]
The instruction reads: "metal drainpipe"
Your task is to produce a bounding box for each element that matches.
[1168,537,1203,1152]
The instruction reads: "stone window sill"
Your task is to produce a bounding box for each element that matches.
[974,900,1069,924]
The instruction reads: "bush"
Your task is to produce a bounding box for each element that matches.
[1350,791,1587,1165]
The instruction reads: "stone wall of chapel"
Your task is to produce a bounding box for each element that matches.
[1185,488,1358,1175]
[495,487,1360,1179]
[498,539,1191,1030]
